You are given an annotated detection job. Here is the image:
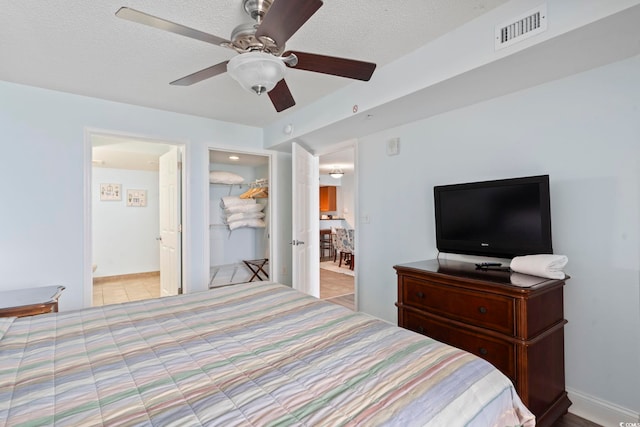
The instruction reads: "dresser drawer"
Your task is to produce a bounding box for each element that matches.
[403,310,516,381]
[402,277,515,335]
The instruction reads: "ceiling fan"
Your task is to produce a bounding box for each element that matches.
[116,0,377,112]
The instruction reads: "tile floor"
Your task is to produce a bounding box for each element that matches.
[93,272,160,306]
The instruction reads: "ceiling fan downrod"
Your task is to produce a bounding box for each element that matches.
[243,0,273,23]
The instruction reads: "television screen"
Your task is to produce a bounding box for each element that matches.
[434,175,552,258]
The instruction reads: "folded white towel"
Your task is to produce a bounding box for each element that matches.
[226,211,265,223]
[228,218,266,230]
[225,203,264,214]
[220,196,256,208]
[510,254,568,279]
[210,171,244,184]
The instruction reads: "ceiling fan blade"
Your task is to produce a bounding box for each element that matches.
[255,0,323,48]
[268,79,296,112]
[170,61,229,86]
[284,51,376,81]
[115,7,230,47]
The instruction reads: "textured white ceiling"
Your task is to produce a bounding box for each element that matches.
[0,0,508,127]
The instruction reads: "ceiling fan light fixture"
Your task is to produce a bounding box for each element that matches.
[329,168,344,179]
[227,52,286,95]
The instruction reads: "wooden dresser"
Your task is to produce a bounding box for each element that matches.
[394,259,570,427]
[0,285,65,317]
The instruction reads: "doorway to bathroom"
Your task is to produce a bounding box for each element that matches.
[89,132,184,306]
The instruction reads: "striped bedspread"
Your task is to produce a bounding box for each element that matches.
[0,282,534,426]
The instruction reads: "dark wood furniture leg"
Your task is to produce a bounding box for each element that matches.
[243,259,269,282]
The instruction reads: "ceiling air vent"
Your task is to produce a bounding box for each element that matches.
[495,4,547,50]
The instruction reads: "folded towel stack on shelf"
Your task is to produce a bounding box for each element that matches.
[220,196,266,230]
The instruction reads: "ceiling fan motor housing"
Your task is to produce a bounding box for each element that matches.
[232,0,281,55]
[230,22,282,55]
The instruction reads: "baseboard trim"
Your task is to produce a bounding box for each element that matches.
[567,387,639,425]
[93,271,160,284]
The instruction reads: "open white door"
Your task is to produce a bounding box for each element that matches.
[159,146,182,296]
[292,143,320,297]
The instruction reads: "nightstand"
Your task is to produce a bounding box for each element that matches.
[0,285,65,317]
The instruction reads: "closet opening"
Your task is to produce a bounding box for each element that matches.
[208,149,272,288]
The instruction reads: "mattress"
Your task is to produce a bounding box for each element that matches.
[0,282,534,426]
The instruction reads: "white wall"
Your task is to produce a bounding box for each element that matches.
[357,54,640,415]
[92,167,159,277]
[0,80,262,311]
[339,173,355,228]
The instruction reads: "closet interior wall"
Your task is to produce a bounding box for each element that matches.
[209,150,270,287]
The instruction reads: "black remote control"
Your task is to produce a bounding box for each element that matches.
[475,262,502,268]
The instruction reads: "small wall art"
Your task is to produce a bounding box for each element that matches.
[127,189,147,207]
[100,183,122,201]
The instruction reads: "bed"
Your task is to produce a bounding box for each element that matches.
[0,282,534,426]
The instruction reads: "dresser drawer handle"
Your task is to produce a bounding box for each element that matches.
[416,292,425,298]
[479,347,488,355]
[478,306,487,314]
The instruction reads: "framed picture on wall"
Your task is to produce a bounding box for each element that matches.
[127,189,147,207]
[100,183,121,201]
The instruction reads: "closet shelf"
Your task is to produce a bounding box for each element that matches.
[210,179,269,198]
[210,183,246,196]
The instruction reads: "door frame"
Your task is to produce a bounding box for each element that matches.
[83,128,188,307]
[313,140,358,310]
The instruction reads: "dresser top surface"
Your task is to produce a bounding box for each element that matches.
[394,259,563,290]
[0,285,65,310]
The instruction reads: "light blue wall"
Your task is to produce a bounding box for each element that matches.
[92,168,160,277]
[357,55,640,411]
[0,80,262,311]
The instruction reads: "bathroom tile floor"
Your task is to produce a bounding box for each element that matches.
[93,272,160,306]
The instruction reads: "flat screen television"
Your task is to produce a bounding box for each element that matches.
[434,175,552,259]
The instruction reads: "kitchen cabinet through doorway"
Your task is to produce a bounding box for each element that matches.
[320,186,336,212]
